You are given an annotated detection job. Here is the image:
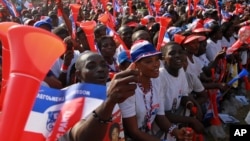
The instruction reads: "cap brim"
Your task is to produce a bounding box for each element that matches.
[118,58,132,65]
[183,35,206,44]
[134,52,162,62]
[192,28,211,33]
[126,22,139,27]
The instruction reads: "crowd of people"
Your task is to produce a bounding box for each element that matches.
[1,0,250,140]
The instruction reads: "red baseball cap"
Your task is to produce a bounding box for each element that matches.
[183,35,206,44]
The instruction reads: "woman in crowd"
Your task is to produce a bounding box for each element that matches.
[97,36,119,73]
[119,40,193,141]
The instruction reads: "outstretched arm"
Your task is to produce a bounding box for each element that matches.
[66,69,138,141]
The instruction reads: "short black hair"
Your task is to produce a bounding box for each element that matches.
[221,21,233,36]
[161,41,183,58]
[207,23,220,37]
[52,26,69,40]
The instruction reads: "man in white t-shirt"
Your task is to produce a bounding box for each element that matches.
[159,42,205,138]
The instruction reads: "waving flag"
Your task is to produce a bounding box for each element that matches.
[221,9,232,22]
[69,4,81,39]
[106,27,114,36]
[163,32,170,44]
[20,83,124,141]
[0,0,19,17]
[114,0,121,13]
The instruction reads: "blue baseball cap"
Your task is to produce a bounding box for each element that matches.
[34,20,52,31]
[130,40,161,62]
[117,51,132,65]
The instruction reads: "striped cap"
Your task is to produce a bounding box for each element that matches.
[130,40,161,62]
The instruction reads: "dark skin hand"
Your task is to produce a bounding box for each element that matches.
[58,49,74,87]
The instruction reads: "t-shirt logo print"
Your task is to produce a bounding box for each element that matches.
[46,110,60,132]
[171,98,177,113]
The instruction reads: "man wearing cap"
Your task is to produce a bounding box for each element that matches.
[182,34,207,78]
[203,9,219,25]
[183,33,228,94]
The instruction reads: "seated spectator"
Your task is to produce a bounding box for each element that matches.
[58,50,138,141]
[119,40,193,141]
[159,42,205,137]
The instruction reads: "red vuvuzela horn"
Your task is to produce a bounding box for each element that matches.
[156,17,172,51]
[101,0,109,12]
[98,13,114,30]
[154,0,161,15]
[140,18,148,26]
[0,25,65,141]
[144,0,153,15]
[0,22,19,111]
[227,26,250,54]
[98,13,129,51]
[209,68,222,126]
[80,21,97,52]
[128,0,132,15]
[70,4,81,23]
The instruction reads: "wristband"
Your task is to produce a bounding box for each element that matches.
[60,64,69,73]
[61,64,69,70]
[168,124,178,137]
[60,69,68,73]
[92,110,112,124]
[186,101,193,108]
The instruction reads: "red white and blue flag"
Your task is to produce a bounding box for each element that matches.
[113,0,121,13]
[0,0,19,17]
[69,14,77,39]
[163,31,170,44]
[221,9,232,22]
[20,83,124,141]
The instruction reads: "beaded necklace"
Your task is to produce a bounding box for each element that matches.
[138,80,153,132]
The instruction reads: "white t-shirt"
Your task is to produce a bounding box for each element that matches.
[186,55,204,78]
[221,36,236,48]
[107,59,119,72]
[198,54,210,67]
[159,67,189,112]
[206,38,222,61]
[157,67,189,141]
[51,50,81,84]
[118,78,165,132]
[185,72,204,94]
